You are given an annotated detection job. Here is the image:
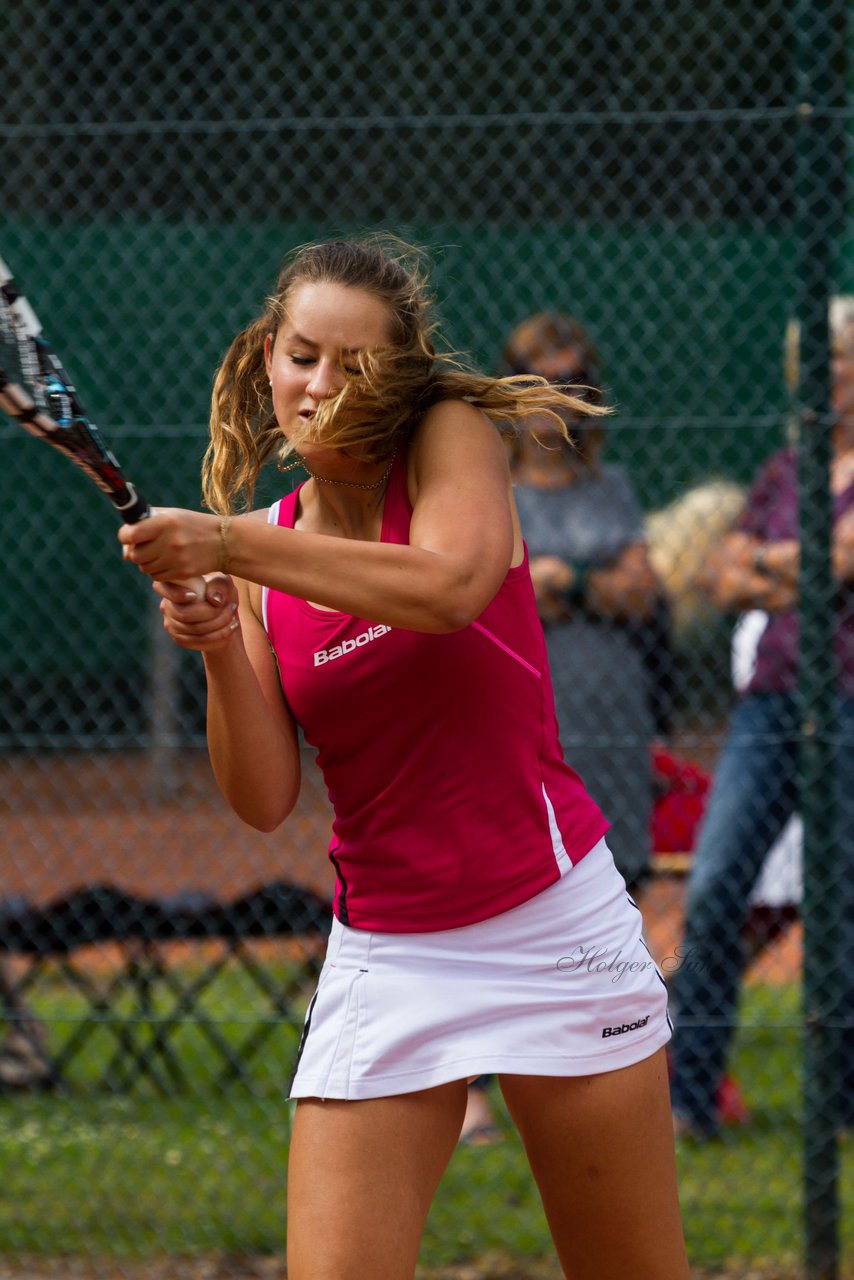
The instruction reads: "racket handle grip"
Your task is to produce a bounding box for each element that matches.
[114,482,151,525]
[128,493,209,601]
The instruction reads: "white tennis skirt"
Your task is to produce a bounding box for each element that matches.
[289,838,672,1100]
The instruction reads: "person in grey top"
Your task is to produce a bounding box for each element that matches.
[459,311,668,1146]
[503,312,665,894]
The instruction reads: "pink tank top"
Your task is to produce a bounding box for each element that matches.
[263,446,609,932]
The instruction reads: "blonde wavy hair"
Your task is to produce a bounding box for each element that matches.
[203,234,610,513]
[646,480,747,635]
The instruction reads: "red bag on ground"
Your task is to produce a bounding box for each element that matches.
[650,745,711,855]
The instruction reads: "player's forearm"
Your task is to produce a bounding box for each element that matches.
[203,645,301,831]
[120,494,511,631]
[227,519,500,633]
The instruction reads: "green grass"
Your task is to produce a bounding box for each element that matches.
[1,977,852,1275]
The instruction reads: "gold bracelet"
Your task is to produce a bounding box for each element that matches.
[218,516,233,574]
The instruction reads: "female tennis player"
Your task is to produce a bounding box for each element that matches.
[119,235,690,1280]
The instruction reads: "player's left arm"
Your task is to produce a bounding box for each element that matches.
[119,401,516,633]
[404,399,517,625]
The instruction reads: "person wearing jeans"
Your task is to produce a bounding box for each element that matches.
[670,297,854,1137]
[669,692,854,1135]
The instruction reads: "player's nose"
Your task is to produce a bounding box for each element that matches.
[306,360,343,400]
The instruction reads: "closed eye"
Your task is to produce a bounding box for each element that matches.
[288,354,361,376]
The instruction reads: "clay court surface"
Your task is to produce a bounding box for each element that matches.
[1,752,804,1278]
[2,752,336,908]
[1,749,801,985]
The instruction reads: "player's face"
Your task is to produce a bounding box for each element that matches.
[265,281,393,450]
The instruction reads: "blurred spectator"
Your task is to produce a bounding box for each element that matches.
[459,1075,502,1146]
[669,297,854,1139]
[646,480,747,639]
[503,311,665,892]
[733,609,803,956]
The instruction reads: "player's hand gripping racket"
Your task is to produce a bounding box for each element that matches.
[0,254,205,596]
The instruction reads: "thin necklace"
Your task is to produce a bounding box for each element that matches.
[279,446,397,490]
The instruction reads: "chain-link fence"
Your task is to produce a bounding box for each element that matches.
[1,1,852,1276]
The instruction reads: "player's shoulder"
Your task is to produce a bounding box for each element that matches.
[418,396,492,430]
[408,401,506,500]
[406,401,509,514]
[410,398,501,462]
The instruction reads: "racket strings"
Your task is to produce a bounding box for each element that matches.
[0,295,53,431]
[0,257,150,523]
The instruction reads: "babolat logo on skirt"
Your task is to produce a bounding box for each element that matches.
[601,1015,650,1038]
[314,624,392,666]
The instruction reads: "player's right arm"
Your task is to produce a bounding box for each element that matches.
[205,575,301,830]
[156,566,301,832]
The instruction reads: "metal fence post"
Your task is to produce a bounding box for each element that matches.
[795,2,847,1276]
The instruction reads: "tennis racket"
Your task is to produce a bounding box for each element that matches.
[0,254,204,593]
